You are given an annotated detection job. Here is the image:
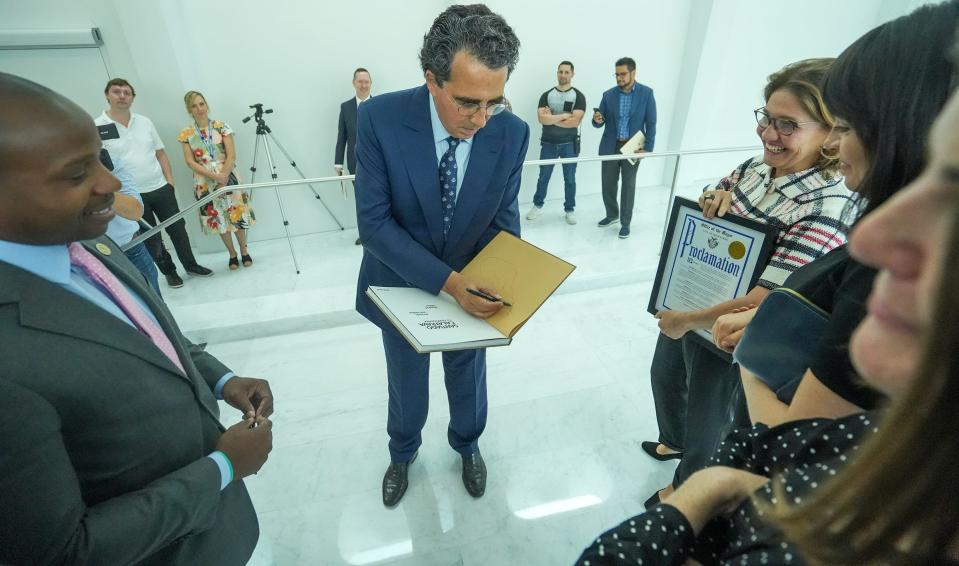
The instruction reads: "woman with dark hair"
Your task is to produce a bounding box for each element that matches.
[711,0,958,427]
[645,57,854,502]
[774,69,959,565]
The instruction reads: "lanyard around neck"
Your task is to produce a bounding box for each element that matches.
[194,121,216,157]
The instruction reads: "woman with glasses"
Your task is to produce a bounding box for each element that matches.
[644,58,854,506]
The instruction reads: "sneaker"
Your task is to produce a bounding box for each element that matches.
[565,211,577,225]
[618,226,631,239]
[525,205,543,220]
[185,264,214,277]
[165,272,184,288]
[597,217,620,228]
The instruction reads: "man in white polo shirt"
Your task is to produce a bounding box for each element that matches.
[95,78,212,288]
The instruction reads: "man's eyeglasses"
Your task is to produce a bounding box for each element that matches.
[443,90,507,118]
[754,108,819,136]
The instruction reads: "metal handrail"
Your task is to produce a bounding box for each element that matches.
[123,144,760,251]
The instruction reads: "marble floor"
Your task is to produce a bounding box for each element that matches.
[164,182,708,565]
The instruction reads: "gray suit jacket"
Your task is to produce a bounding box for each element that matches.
[0,237,258,565]
[335,97,359,173]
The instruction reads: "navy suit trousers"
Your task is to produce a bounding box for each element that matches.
[381,330,487,462]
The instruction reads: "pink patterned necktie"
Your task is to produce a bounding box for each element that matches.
[68,243,185,374]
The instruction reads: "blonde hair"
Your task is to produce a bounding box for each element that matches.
[764,58,839,175]
[183,90,207,116]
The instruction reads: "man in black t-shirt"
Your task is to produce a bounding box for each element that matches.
[526,61,586,225]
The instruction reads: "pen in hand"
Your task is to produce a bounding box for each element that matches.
[466,287,512,307]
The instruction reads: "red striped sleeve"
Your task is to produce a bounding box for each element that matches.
[785,225,844,248]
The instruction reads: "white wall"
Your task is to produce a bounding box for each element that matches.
[0,0,934,250]
[672,0,933,189]
[484,0,692,203]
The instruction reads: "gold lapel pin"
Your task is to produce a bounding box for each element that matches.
[95,242,112,256]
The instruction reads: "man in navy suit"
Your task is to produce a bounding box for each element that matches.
[354,4,528,507]
[592,57,657,239]
[335,67,372,245]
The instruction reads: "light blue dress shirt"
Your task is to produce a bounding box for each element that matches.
[429,95,473,204]
[104,156,143,246]
[0,240,235,490]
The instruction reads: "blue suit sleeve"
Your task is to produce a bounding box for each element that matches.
[644,89,657,152]
[592,92,607,128]
[476,122,529,252]
[355,103,453,295]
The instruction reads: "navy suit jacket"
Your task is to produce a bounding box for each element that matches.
[592,82,657,155]
[335,97,359,173]
[354,84,530,332]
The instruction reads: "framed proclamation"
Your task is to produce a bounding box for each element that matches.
[648,196,779,353]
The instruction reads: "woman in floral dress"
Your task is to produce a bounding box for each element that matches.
[178,90,255,270]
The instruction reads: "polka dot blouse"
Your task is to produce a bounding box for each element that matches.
[575,412,880,565]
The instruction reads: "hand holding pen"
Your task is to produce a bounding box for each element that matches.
[466,287,512,307]
[442,271,509,319]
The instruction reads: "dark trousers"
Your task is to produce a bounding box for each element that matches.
[533,142,577,211]
[123,241,162,297]
[650,333,750,487]
[382,330,488,462]
[600,157,639,226]
[650,334,687,452]
[141,184,198,275]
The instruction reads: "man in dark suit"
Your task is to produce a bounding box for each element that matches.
[0,72,274,566]
[592,56,657,240]
[354,4,528,507]
[336,67,372,245]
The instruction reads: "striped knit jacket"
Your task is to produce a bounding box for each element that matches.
[706,156,858,289]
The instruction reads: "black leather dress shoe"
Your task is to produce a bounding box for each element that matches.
[382,452,417,507]
[641,441,683,461]
[462,450,487,497]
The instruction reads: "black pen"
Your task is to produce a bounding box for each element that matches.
[466,288,512,307]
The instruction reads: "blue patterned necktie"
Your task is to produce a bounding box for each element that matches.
[439,136,461,238]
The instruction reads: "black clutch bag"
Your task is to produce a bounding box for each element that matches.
[732,288,829,403]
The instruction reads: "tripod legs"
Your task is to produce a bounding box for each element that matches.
[267,132,344,230]
[248,132,303,274]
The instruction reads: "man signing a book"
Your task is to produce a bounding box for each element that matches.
[353,4,529,507]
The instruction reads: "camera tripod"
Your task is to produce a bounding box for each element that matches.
[242,103,344,274]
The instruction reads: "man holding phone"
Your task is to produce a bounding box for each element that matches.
[592,57,657,239]
[526,60,586,225]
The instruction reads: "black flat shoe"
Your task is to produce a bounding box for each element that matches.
[462,450,487,498]
[641,441,682,461]
[228,257,239,271]
[382,451,417,507]
[241,254,253,267]
[643,490,661,510]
